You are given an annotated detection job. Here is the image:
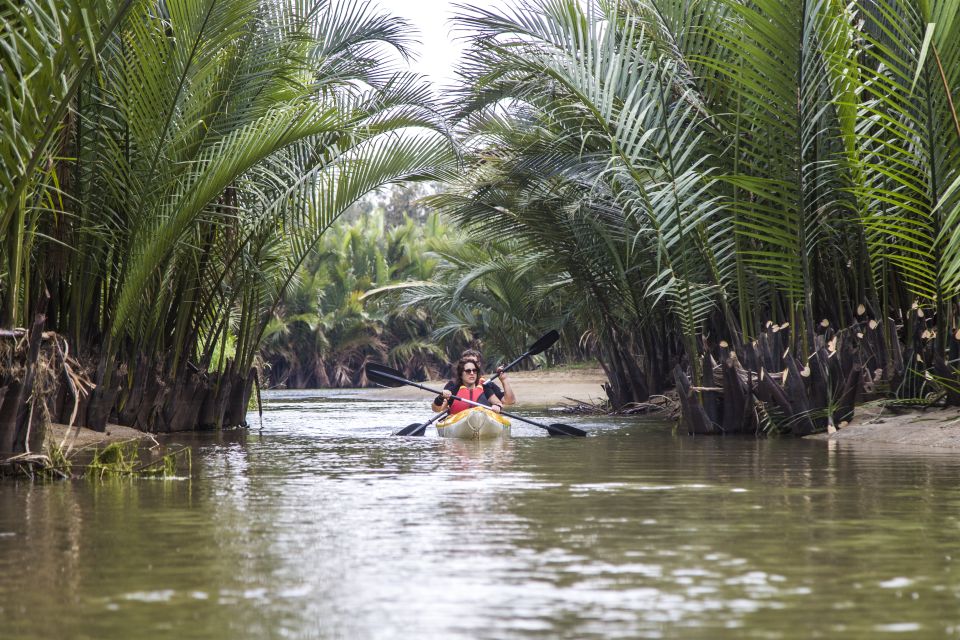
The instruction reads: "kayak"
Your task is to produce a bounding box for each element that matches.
[437,406,511,440]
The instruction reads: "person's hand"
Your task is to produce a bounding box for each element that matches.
[496,365,507,380]
[442,389,452,400]
[492,404,501,413]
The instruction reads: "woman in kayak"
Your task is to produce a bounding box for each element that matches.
[432,358,504,415]
[460,348,517,406]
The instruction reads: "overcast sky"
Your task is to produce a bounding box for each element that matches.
[374,0,502,86]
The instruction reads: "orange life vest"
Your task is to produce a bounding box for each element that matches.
[449,386,488,415]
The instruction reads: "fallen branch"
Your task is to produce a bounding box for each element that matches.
[0,329,58,341]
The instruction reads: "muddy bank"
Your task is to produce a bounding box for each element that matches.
[808,406,960,450]
[365,367,610,407]
[44,423,154,451]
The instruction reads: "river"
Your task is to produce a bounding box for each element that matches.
[2,389,960,639]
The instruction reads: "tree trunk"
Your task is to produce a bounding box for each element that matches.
[0,302,48,456]
[223,369,255,427]
[199,373,232,429]
[162,373,209,432]
[0,381,24,455]
[721,353,750,433]
[598,327,650,409]
[674,365,715,435]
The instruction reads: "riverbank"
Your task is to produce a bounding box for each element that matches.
[39,380,960,453]
[364,367,610,407]
[809,405,960,450]
[32,369,609,453]
[44,422,154,451]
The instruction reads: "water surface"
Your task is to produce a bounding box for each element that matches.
[2,389,960,639]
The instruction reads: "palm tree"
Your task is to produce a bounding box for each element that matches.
[436,0,729,404]
[396,235,577,367]
[1,0,456,448]
[439,0,960,421]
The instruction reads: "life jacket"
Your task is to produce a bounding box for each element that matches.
[449,385,489,415]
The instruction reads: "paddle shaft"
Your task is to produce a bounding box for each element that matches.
[419,407,449,428]
[486,352,525,383]
[478,329,558,385]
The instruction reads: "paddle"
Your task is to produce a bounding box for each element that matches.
[394,330,560,437]
[367,362,586,437]
[394,407,448,438]
[491,330,560,383]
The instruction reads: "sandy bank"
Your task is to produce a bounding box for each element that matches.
[365,367,610,407]
[808,405,960,450]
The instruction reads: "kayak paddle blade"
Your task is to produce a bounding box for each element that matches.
[365,362,406,388]
[546,423,587,437]
[527,330,560,357]
[394,423,427,437]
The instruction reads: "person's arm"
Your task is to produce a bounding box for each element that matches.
[481,380,505,412]
[483,380,505,403]
[496,366,517,405]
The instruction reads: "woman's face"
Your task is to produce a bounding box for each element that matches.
[461,362,479,385]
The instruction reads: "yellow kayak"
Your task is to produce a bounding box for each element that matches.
[437,407,511,440]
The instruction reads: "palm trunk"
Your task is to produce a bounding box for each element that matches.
[0,296,48,456]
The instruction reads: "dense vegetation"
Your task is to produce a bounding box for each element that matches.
[260,207,452,388]
[2,0,960,453]
[429,0,960,428]
[0,0,454,450]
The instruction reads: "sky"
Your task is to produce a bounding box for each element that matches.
[374,0,501,86]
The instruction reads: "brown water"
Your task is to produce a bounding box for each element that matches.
[2,389,960,639]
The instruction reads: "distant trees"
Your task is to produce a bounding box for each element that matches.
[380,183,435,226]
[261,209,453,388]
[262,190,594,389]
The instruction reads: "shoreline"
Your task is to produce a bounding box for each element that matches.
[30,368,612,453]
[45,422,155,452]
[35,366,960,452]
[807,405,960,450]
[363,367,611,407]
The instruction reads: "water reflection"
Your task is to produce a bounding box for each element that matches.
[2,390,960,638]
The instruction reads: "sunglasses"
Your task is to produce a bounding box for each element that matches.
[463,367,478,373]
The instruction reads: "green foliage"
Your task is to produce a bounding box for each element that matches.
[6,0,960,417]
[429,0,960,406]
[263,195,592,387]
[85,441,190,479]
[1,0,456,425]
[396,235,590,367]
[262,208,458,387]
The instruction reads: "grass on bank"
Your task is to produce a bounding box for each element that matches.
[1,439,191,481]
